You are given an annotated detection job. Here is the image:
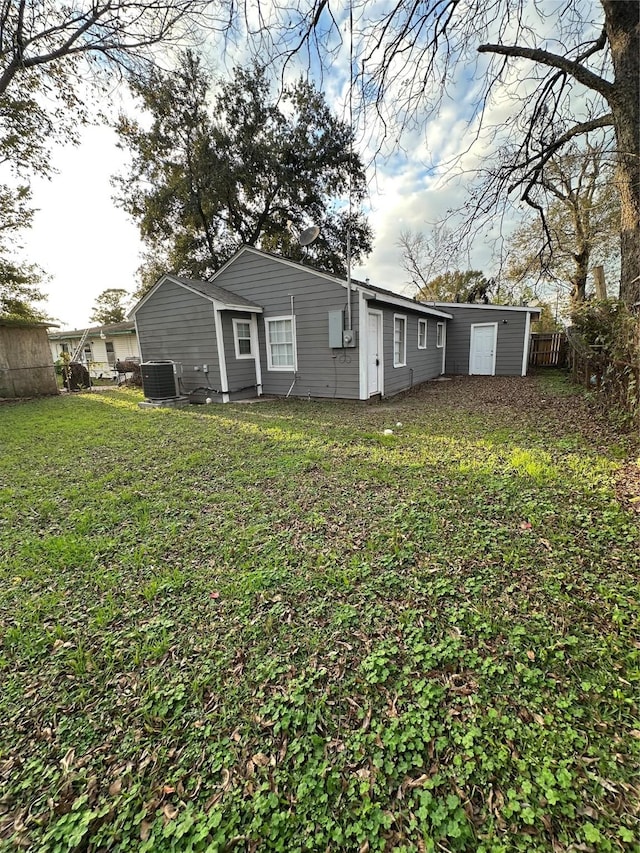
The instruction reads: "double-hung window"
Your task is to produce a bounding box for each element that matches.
[393,315,407,367]
[232,319,253,359]
[436,322,445,348]
[266,316,296,370]
[418,319,427,349]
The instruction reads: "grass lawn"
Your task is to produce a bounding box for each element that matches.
[0,374,638,852]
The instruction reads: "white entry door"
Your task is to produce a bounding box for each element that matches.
[469,323,497,375]
[367,311,383,395]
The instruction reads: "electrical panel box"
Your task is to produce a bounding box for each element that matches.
[328,310,344,348]
[328,310,357,348]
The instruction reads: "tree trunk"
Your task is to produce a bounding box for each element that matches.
[571,249,589,305]
[603,1,640,306]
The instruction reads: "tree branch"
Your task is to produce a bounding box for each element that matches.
[477,39,613,101]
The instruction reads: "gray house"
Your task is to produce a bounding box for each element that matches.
[131,247,540,403]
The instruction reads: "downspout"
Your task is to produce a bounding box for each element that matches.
[521,310,532,376]
[286,295,297,398]
[250,313,262,396]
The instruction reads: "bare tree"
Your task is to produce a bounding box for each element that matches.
[223,0,639,305]
[397,226,458,295]
[0,0,211,98]
[504,135,620,305]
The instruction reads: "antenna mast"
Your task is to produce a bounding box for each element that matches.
[346,0,354,332]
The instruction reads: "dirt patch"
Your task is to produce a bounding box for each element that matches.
[615,461,640,514]
[383,376,640,516]
[388,375,629,450]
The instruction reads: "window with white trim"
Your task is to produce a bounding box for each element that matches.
[393,315,407,367]
[265,316,296,370]
[418,319,427,349]
[232,319,253,359]
[436,322,445,348]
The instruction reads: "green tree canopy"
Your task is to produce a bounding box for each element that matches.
[90,289,130,325]
[415,270,493,304]
[0,185,48,321]
[114,53,372,295]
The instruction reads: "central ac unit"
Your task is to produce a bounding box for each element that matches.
[141,361,179,400]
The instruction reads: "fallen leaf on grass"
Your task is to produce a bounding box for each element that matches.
[163,803,178,821]
[140,821,152,841]
[519,521,532,530]
[526,650,536,661]
[539,538,553,551]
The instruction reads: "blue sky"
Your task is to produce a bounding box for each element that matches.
[23,1,594,329]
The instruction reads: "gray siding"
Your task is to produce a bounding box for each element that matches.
[444,306,529,376]
[135,279,222,392]
[381,310,443,397]
[215,252,361,399]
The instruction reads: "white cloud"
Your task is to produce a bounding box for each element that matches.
[29,124,141,330]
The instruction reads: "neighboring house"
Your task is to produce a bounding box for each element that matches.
[0,319,58,398]
[130,247,540,403]
[48,321,140,379]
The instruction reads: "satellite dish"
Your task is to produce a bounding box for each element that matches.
[299,225,320,246]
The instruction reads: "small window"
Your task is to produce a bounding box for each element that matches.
[418,319,427,349]
[393,315,407,367]
[436,322,445,348]
[266,316,296,371]
[233,319,253,359]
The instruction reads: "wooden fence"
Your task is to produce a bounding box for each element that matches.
[566,331,640,432]
[529,332,568,367]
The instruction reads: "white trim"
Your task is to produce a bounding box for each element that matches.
[439,322,447,374]
[265,315,296,372]
[436,321,445,348]
[469,322,498,376]
[367,308,384,397]
[232,318,253,359]
[417,318,427,349]
[358,289,368,399]
[393,314,407,367]
[521,310,532,376]
[250,314,262,394]
[212,299,263,313]
[213,306,230,401]
[368,291,453,319]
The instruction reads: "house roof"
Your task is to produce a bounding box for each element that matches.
[130,273,263,316]
[430,302,542,315]
[1,318,58,329]
[48,321,136,340]
[211,246,454,319]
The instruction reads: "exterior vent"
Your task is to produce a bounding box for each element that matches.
[141,361,178,400]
